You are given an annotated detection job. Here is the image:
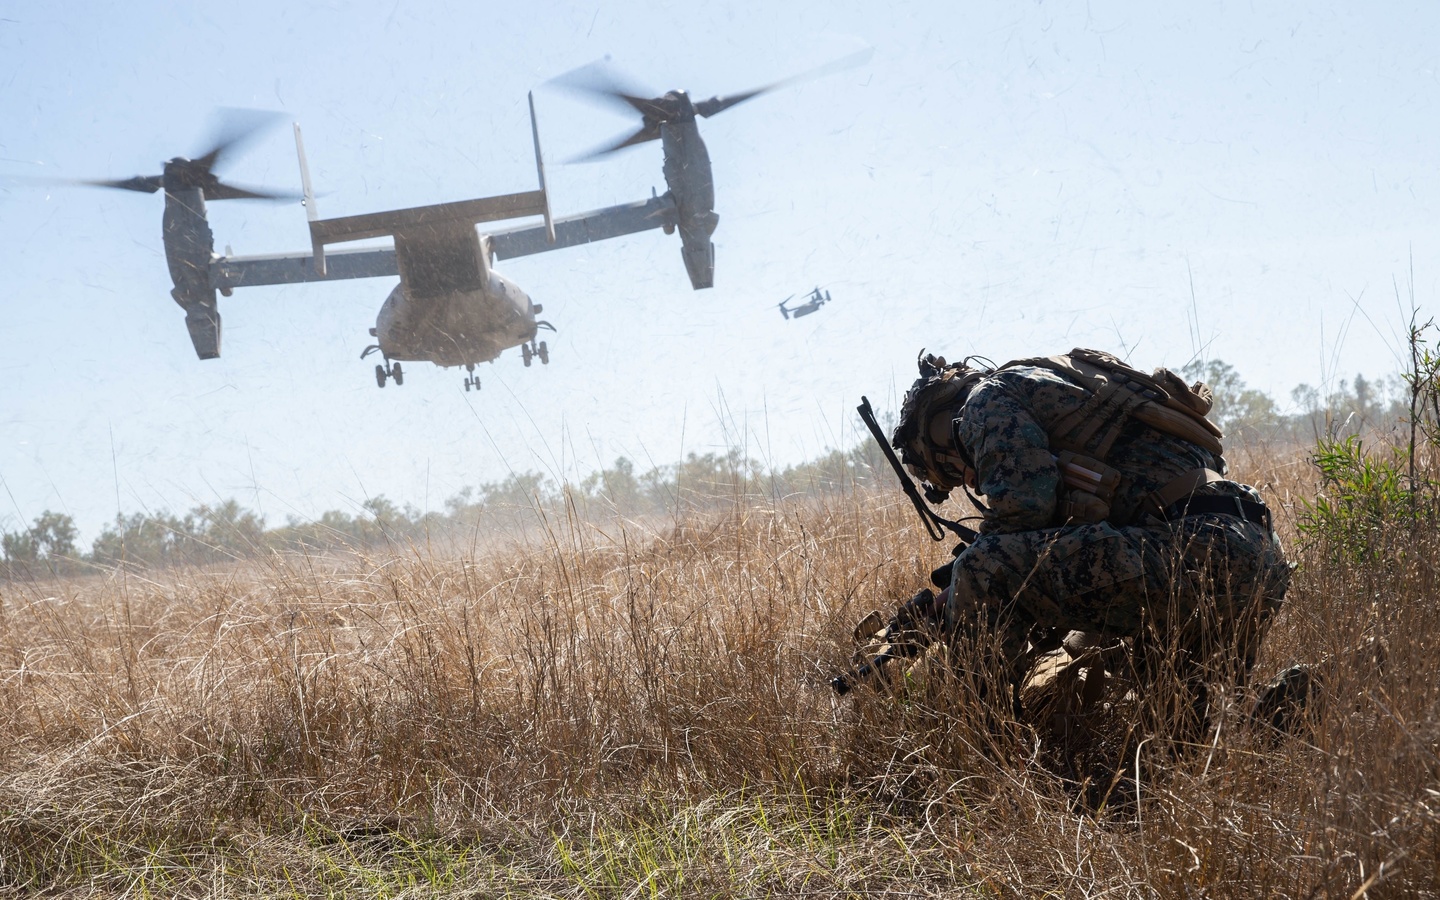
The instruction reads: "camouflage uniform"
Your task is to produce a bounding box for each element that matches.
[942,364,1290,694]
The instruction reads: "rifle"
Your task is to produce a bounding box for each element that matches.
[857,396,977,544]
[830,544,966,695]
[830,584,950,695]
[831,398,979,695]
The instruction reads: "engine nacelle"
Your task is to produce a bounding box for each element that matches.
[182,302,222,360]
[162,184,222,359]
[660,120,718,290]
[681,237,714,290]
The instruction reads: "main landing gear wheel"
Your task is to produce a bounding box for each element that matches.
[522,340,550,367]
[375,361,404,388]
[463,364,480,392]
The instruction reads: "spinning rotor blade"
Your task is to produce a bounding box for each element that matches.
[74,175,164,194]
[551,45,872,161]
[571,121,663,163]
[693,46,874,118]
[203,181,302,202]
[692,88,769,119]
[189,109,296,201]
[551,63,669,160]
[68,173,297,202]
[192,108,287,174]
[62,108,295,202]
[548,60,667,118]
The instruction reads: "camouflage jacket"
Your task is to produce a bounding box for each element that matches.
[954,364,1248,534]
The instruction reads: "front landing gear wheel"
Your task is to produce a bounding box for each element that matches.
[537,341,549,365]
[522,342,533,367]
[375,362,403,388]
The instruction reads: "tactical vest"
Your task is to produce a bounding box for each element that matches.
[988,348,1227,524]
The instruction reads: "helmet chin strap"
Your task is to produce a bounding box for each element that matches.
[931,450,970,485]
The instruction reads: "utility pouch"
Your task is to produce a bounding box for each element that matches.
[1056,451,1121,524]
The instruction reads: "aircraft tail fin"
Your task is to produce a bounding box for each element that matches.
[528,92,555,245]
[294,123,318,222]
[293,123,328,274]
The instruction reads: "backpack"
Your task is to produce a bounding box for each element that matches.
[1000,348,1224,458]
[994,348,1226,524]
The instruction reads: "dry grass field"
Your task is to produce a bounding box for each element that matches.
[1,446,1437,897]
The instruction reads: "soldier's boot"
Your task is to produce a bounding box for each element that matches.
[1249,664,1319,735]
[1249,635,1387,739]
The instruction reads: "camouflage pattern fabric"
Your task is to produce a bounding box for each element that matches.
[946,516,1289,681]
[943,364,1291,686]
[955,365,1230,532]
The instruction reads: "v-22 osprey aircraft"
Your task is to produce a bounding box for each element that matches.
[141,93,718,391]
[75,50,871,390]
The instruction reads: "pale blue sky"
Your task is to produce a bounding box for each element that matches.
[2,0,1438,540]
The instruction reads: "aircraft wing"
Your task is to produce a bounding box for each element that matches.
[219,96,675,292]
[211,245,398,290]
[306,190,549,253]
[305,192,549,297]
[211,192,678,292]
[489,193,677,261]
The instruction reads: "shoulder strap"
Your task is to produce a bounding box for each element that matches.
[1142,467,1228,519]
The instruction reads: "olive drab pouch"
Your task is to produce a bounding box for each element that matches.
[1056,450,1121,524]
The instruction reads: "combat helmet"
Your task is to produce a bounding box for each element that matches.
[891,351,990,497]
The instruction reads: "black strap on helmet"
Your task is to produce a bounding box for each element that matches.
[858,396,978,544]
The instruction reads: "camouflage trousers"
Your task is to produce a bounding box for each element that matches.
[945,513,1291,690]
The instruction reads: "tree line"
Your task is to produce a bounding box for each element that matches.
[1,442,896,577]
[0,358,1416,577]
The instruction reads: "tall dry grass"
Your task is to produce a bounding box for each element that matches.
[0,448,1436,897]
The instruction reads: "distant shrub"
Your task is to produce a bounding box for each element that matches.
[1298,314,1440,561]
[1298,437,1421,560]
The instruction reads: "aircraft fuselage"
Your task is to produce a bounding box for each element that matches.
[374,270,537,367]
